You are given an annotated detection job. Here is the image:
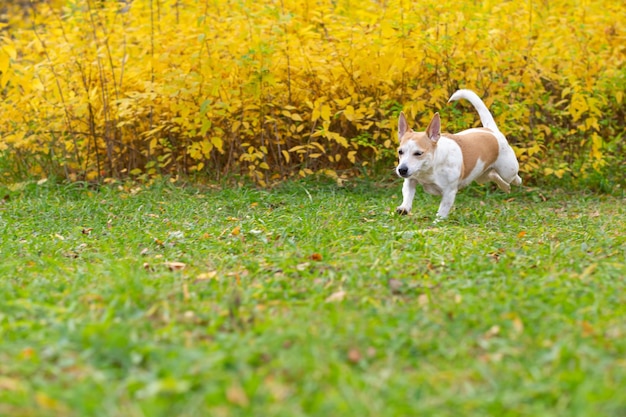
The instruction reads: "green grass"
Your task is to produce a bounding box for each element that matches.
[1,179,625,417]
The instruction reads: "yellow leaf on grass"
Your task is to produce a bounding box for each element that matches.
[196,271,218,281]
[512,316,524,334]
[35,392,63,410]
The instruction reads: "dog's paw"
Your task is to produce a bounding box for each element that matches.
[396,207,410,215]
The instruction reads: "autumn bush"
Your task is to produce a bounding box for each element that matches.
[0,0,624,187]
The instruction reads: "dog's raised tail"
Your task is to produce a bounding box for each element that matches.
[448,89,498,132]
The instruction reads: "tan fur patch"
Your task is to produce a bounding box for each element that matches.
[447,131,499,179]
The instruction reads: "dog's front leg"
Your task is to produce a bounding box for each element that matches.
[396,178,417,215]
[436,189,458,219]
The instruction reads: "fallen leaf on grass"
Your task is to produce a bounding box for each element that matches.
[512,316,524,334]
[309,253,323,261]
[263,377,291,401]
[347,348,361,363]
[35,392,65,411]
[581,320,595,337]
[325,290,346,303]
[165,261,186,271]
[0,376,23,391]
[296,262,310,271]
[484,325,500,338]
[196,271,218,281]
[226,384,249,407]
[231,226,241,236]
[417,294,429,307]
[388,279,403,293]
[479,352,504,363]
[20,347,35,359]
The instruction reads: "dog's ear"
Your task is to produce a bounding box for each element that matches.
[398,112,409,141]
[426,113,441,142]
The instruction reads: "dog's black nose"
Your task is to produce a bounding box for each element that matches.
[398,166,408,177]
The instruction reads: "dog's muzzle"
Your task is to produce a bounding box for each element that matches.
[397,165,409,178]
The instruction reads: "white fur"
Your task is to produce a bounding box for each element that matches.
[396,89,522,220]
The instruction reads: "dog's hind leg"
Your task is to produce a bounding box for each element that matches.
[487,170,511,193]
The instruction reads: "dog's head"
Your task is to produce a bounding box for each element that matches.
[396,112,440,178]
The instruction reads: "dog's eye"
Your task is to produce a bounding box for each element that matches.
[413,151,423,156]
[398,150,404,156]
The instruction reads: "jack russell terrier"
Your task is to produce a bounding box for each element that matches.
[395,89,522,219]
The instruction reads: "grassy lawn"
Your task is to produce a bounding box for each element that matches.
[1,179,625,417]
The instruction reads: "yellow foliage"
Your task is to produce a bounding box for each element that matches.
[0,0,624,184]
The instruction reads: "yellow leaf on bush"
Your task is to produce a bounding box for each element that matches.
[569,93,588,122]
[320,105,331,121]
[210,136,224,153]
[0,49,10,74]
